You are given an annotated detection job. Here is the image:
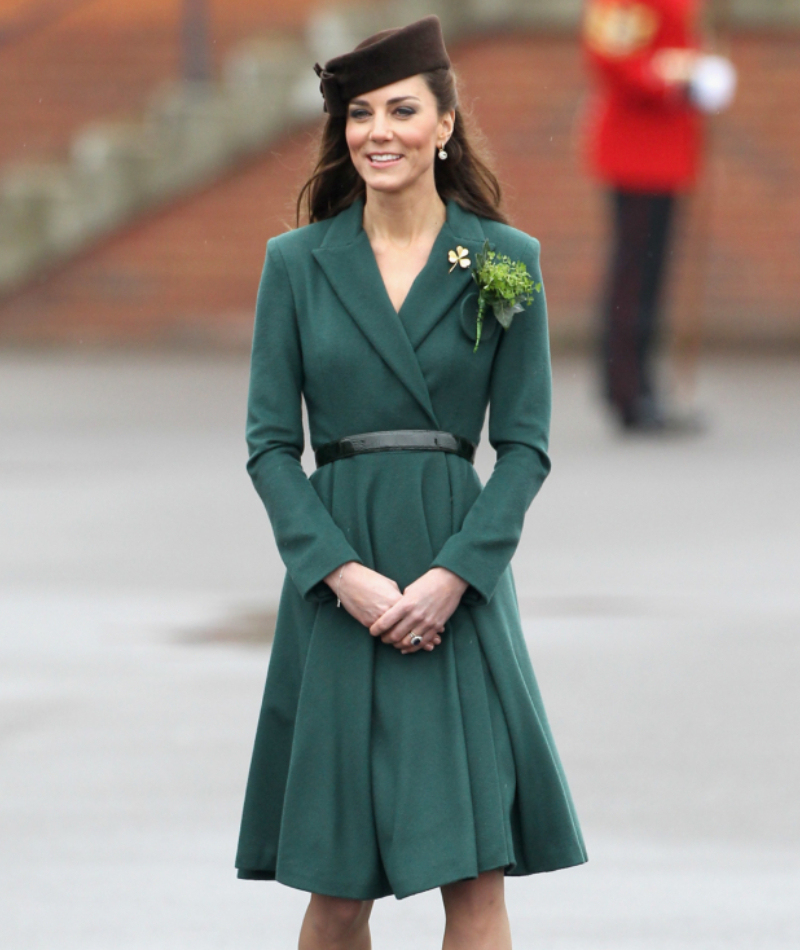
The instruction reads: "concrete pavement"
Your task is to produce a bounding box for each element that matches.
[1,352,798,948]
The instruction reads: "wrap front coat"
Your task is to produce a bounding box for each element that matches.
[235,199,587,900]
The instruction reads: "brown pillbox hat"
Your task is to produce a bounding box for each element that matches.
[313,15,451,117]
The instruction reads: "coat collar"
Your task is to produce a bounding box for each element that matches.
[312,200,486,424]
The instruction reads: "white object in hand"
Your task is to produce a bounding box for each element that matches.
[689,55,737,114]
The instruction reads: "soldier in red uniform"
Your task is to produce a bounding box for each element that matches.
[582,0,734,431]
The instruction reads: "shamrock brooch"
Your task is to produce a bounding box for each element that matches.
[448,246,471,272]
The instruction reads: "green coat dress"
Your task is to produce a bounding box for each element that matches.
[235,198,587,900]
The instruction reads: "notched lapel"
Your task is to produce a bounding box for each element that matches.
[400,202,487,351]
[312,203,439,425]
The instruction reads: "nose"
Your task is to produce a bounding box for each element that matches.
[369,111,392,142]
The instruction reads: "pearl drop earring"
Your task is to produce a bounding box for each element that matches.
[438,144,448,160]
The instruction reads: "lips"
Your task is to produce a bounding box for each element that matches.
[367,153,403,165]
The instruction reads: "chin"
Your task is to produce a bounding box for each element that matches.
[359,166,428,197]
[364,176,411,194]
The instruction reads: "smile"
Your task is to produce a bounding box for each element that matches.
[367,153,403,165]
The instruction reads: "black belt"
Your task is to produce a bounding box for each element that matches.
[314,429,477,468]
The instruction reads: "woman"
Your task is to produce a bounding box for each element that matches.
[236,16,587,949]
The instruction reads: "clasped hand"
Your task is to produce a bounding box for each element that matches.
[324,562,468,654]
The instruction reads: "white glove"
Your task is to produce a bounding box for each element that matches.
[689,55,737,114]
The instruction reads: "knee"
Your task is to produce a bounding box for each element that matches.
[306,895,370,943]
[442,871,507,937]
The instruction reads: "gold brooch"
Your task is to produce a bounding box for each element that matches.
[448,246,471,272]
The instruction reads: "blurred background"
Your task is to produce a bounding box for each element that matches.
[0,0,797,349]
[1,1,798,948]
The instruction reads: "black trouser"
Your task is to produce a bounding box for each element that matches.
[600,190,676,422]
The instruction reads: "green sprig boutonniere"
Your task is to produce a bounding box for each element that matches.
[470,241,541,352]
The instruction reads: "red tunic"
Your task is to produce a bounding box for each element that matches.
[582,0,703,191]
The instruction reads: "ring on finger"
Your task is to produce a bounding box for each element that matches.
[409,633,423,647]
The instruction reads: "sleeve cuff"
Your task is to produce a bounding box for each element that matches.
[430,546,499,608]
[290,544,363,604]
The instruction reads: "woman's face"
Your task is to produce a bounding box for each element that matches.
[345,75,454,196]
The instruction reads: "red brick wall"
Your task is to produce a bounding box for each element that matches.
[0,29,798,348]
[0,0,353,166]
[0,138,312,346]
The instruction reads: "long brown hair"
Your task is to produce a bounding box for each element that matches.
[296,68,508,226]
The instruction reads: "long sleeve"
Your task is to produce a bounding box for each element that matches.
[246,238,362,601]
[583,0,693,109]
[431,237,552,605]
[588,49,675,106]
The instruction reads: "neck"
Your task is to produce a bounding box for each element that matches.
[362,179,446,248]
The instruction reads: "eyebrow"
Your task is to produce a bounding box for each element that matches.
[349,95,422,107]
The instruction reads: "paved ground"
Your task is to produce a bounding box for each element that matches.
[1,352,799,949]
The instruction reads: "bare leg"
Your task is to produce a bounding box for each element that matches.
[298,894,373,950]
[441,869,512,950]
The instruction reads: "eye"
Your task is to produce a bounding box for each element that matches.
[348,108,370,120]
[395,106,417,117]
